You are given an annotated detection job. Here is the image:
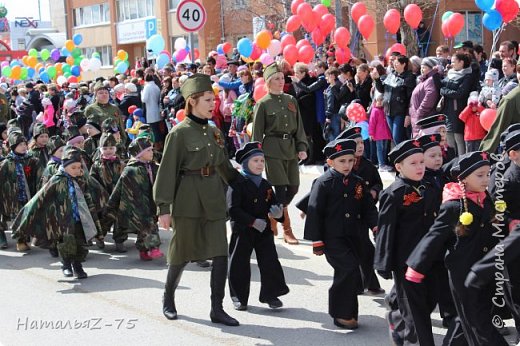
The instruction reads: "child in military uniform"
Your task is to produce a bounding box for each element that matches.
[90,133,125,252]
[416,114,456,164]
[83,120,102,159]
[374,139,440,345]
[0,131,40,251]
[39,135,66,189]
[105,137,163,261]
[304,139,378,330]
[12,146,101,279]
[406,151,508,346]
[101,118,128,161]
[28,123,50,178]
[227,141,289,311]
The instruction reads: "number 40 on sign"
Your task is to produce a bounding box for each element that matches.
[176,0,207,32]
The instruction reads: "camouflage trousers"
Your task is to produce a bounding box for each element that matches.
[58,222,89,262]
[118,224,161,251]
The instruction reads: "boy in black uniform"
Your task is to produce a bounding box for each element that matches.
[416,114,456,164]
[304,139,378,330]
[374,139,440,346]
[336,126,384,295]
[227,142,289,311]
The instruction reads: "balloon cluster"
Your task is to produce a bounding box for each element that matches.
[476,0,519,31]
[153,36,200,69]
[113,49,129,74]
[351,2,375,40]
[237,31,282,65]
[0,33,105,85]
[383,4,423,35]
[441,12,465,38]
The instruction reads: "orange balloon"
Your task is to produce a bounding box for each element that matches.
[255,30,272,50]
[176,109,186,121]
[117,49,128,61]
[55,63,63,72]
[65,40,75,52]
[22,56,29,66]
[35,63,43,71]
[26,56,38,68]
[66,56,74,65]
[11,65,21,80]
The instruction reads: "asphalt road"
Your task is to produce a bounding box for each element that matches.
[1,167,517,346]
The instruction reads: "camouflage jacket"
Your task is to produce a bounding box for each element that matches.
[106,159,158,232]
[12,169,101,243]
[84,134,100,160]
[90,157,125,195]
[39,157,61,190]
[29,146,49,183]
[0,153,41,217]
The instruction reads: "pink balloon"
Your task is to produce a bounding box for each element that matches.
[260,53,274,66]
[253,84,268,101]
[174,49,188,62]
[346,103,367,122]
[255,77,265,87]
[291,0,304,15]
[250,44,262,61]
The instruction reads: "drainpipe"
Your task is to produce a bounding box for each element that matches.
[220,0,225,42]
[63,0,70,40]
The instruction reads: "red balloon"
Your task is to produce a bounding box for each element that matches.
[351,2,367,24]
[296,39,311,50]
[346,103,367,122]
[128,105,138,115]
[441,21,452,38]
[193,48,200,60]
[286,15,302,32]
[496,0,519,23]
[447,13,465,37]
[298,45,315,63]
[313,4,329,18]
[68,76,78,83]
[250,43,262,61]
[176,109,186,121]
[357,15,375,40]
[281,34,296,50]
[334,27,351,49]
[222,42,232,54]
[404,4,423,29]
[320,13,336,34]
[311,28,325,46]
[291,0,304,15]
[253,84,268,102]
[254,77,265,87]
[390,43,406,56]
[480,109,497,131]
[297,2,313,24]
[384,9,401,34]
[283,44,299,66]
[302,13,318,32]
[335,47,351,64]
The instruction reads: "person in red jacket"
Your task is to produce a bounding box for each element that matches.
[459,91,487,153]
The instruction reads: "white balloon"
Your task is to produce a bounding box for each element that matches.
[267,39,282,57]
[89,58,102,72]
[174,37,187,51]
[57,75,67,86]
[80,58,90,72]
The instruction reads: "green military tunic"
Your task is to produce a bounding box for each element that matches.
[252,92,308,185]
[84,102,127,142]
[0,93,9,124]
[154,116,239,265]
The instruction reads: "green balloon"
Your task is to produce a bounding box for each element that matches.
[20,67,28,80]
[28,48,38,57]
[74,57,82,66]
[442,11,453,23]
[114,58,122,66]
[62,63,71,74]
[321,0,331,7]
[71,47,81,58]
[63,72,71,78]
[40,49,50,61]
[92,52,100,59]
[2,66,11,77]
[47,66,57,78]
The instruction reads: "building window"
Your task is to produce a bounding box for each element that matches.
[233,0,247,9]
[117,0,155,21]
[454,12,483,45]
[169,0,181,10]
[73,3,110,27]
[83,46,113,66]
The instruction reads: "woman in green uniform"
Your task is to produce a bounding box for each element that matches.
[252,62,308,244]
[154,74,240,326]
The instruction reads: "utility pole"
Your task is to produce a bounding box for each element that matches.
[335,0,342,28]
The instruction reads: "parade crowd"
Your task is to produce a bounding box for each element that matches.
[2,38,520,345]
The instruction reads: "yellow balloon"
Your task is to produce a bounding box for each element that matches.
[246,123,253,137]
[65,40,75,52]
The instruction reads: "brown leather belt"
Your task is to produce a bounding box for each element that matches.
[182,166,215,177]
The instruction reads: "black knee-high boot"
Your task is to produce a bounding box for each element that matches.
[163,263,186,320]
[210,256,239,326]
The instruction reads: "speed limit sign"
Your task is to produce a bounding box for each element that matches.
[176,0,207,32]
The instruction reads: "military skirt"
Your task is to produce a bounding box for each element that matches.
[264,157,300,186]
[167,217,228,265]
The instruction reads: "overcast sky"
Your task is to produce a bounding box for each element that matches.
[5,0,51,21]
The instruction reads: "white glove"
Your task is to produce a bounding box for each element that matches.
[210,75,219,83]
[252,219,267,232]
[268,204,283,219]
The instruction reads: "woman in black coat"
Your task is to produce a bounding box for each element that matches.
[440,53,476,156]
[354,64,373,111]
[293,63,324,165]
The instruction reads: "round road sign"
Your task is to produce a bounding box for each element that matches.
[176,0,207,32]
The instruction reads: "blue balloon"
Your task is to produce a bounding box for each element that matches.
[184,45,190,53]
[73,33,83,46]
[40,71,50,83]
[237,38,253,58]
[475,0,495,12]
[27,67,35,78]
[71,65,81,77]
[61,47,71,57]
[156,54,170,69]
[146,34,165,55]
[10,60,21,67]
[217,44,224,55]
[483,10,503,31]
[39,67,46,74]
[116,61,129,74]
